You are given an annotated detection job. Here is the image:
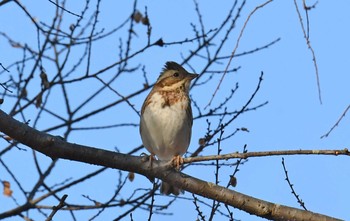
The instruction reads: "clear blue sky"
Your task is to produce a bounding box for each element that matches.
[0,1,349,220]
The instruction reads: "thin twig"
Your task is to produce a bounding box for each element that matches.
[281,158,307,210]
[0,63,10,72]
[184,148,350,164]
[45,194,68,221]
[191,71,264,157]
[303,0,319,39]
[294,0,322,104]
[192,194,206,221]
[0,83,13,93]
[95,76,140,117]
[226,144,248,188]
[208,128,224,221]
[321,104,350,138]
[47,0,82,18]
[205,0,273,109]
[147,183,156,221]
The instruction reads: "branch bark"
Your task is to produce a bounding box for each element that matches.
[0,109,341,221]
[184,148,350,163]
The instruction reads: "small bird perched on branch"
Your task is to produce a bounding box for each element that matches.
[140,61,198,195]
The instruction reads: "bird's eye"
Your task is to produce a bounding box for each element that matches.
[173,72,179,77]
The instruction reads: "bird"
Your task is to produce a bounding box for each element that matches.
[140,61,198,195]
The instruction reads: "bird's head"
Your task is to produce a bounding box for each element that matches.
[155,61,198,91]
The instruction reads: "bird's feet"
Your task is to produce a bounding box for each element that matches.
[141,153,156,168]
[171,155,184,171]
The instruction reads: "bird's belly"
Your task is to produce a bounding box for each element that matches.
[141,99,191,160]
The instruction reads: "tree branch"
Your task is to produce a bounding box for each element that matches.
[0,110,341,221]
[45,194,68,221]
[184,148,349,164]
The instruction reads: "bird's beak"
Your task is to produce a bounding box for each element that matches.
[187,73,199,80]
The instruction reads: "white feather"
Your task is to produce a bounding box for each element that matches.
[140,92,191,160]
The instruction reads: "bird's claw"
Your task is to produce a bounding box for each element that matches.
[171,155,184,171]
[140,153,156,167]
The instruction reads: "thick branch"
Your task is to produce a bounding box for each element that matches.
[0,110,341,221]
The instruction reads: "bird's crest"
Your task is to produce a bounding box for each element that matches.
[163,61,186,73]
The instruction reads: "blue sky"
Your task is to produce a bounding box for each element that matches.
[0,1,349,220]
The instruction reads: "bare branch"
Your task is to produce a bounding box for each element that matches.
[321,104,350,138]
[47,0,82,18]
[45,194,68,221]
[0,62,10,72]
[205,0,273,108]
[281,158,308,210]
[0,109,342,221]
[293,0,322,104]
[184,148,349,164]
